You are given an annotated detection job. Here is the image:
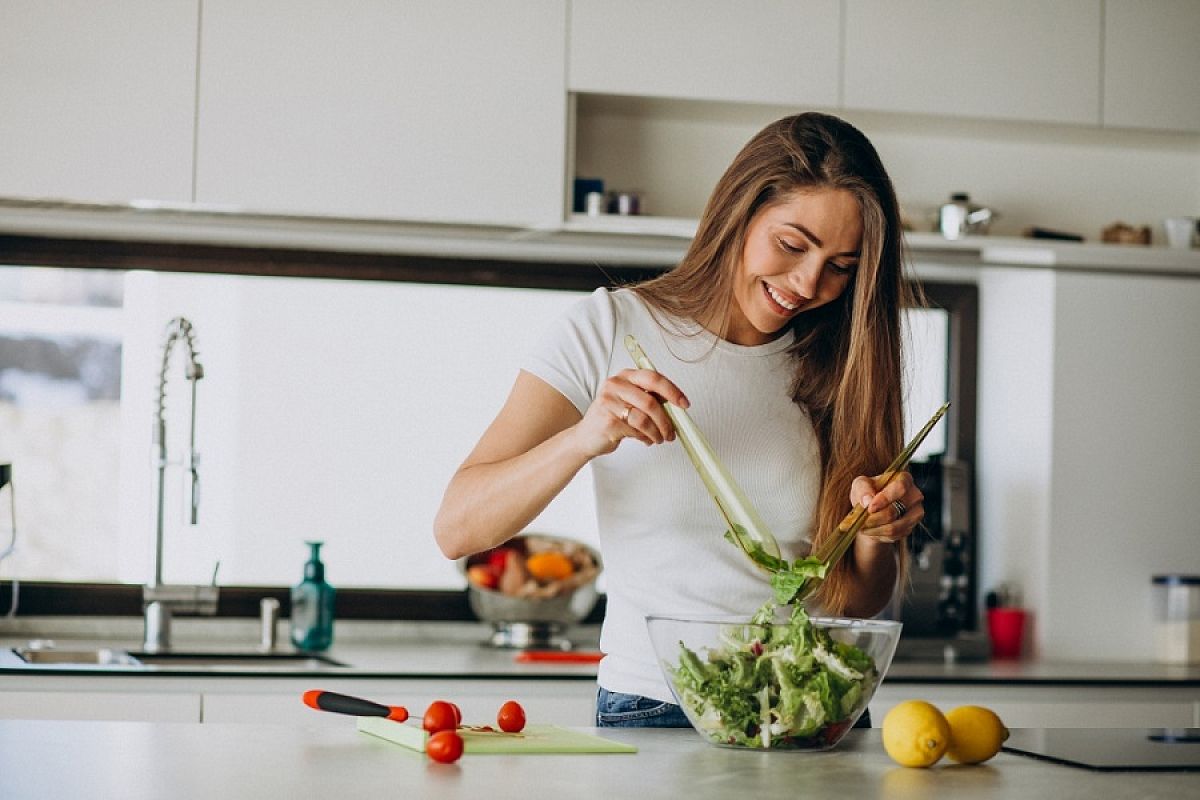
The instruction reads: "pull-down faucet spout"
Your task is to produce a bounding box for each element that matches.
[144,317,217,652]
[153,317,204,587]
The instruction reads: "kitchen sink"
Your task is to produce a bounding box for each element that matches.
[5,646,349,671]
[130,651,348,668]
[12,648,142,666]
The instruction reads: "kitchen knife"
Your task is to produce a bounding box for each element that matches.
[302,689,409,721]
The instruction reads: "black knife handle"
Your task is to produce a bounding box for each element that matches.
[303,689,408,721]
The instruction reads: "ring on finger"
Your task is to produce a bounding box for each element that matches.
[891,499,907,519]
[620,405,632,423]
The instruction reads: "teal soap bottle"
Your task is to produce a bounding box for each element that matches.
[290,541,335,652]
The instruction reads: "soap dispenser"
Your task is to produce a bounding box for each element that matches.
[290,541,335,652]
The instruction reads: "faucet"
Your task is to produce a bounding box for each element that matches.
[142,317,218,653]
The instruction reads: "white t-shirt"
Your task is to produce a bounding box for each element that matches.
[522,288,822,701]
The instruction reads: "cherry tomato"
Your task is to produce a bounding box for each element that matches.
[426,730,464,764]
[423,700,458,733]
[497,700,526,733]
[449,702,463,726]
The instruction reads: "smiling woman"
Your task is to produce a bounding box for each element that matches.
[729,189,862,346]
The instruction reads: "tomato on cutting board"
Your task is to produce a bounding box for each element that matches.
[497,700,526,733]
[426,730,464,764]
[423,700,459,734]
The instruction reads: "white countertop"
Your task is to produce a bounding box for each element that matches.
[0,719,1193,800]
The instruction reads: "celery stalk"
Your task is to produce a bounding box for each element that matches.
[623,335,782,566]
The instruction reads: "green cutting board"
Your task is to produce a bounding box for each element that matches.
[357,717,636,754]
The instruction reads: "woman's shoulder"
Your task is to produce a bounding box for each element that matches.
[566,286,658,329]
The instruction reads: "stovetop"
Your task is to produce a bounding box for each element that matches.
[1004,728,1200,771]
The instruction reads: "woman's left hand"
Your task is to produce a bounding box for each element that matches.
[849,471,924,545]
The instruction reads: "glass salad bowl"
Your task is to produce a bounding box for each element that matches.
[646,607,901,751]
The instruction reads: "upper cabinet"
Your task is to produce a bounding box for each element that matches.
[843,0,1102,126]
[568,0,840,107]
[0,0,198,204]
[194,1,568,227]
[1103,0,1200,133]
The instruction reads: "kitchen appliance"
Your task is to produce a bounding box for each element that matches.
[889,454,986,660]
[1004,728,1200,771]
[938,193,997,239]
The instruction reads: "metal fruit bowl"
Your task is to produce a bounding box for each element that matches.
[460,533,602,649]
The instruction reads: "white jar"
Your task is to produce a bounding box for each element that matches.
[1153,574,1200,665]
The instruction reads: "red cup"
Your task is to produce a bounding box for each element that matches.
[987,607,1028,659]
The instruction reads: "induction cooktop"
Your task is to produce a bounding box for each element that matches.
[1003,728,1200,772]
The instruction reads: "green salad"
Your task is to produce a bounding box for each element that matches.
[667,603,879,749]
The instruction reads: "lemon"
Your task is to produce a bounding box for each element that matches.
[882,700,952,768]
[944,705,1010,764]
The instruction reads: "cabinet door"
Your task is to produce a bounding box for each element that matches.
[0,690,200,722]
[196,1,567,227]
[0,0,198,204]
[568,0,840,107]
[843,0,1101,125]
[1103,0,1200,133]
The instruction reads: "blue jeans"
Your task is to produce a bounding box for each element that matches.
[596,687,693,728]
[595,687,873,730]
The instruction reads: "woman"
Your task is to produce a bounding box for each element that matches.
[434,112,924,728]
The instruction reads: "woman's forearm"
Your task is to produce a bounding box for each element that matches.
[844,537,899,618]
[433,424,592,560]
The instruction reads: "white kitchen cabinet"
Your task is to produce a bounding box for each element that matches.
[1102,0,1200,133]
[1041,272,1200,661]
[843,0,1102,126]
[873,684,1199,728]
[0,689,200,723]
[201,679,597,727]
[0,0,198,204]
[568,0,840,107]
[195,1,568,227]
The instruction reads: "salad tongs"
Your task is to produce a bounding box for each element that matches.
[626,333,950,605]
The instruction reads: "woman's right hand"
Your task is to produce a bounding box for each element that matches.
[573,368,690,457]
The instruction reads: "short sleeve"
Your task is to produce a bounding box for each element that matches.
[520,287,618,416]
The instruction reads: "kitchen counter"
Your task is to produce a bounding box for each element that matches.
[0,719,1194,800]
[3,619,1198,730]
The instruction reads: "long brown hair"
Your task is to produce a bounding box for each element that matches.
[632,112,919,615]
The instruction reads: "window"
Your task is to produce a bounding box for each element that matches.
[0,267,123,581]
[0,246,974,618]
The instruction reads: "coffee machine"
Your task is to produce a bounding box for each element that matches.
[889,454,988,660]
